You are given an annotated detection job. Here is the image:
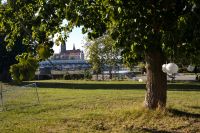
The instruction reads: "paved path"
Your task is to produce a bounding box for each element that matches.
[172,74,196,81]
[136,74,197,82]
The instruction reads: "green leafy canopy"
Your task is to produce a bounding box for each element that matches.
[1,0,200,81]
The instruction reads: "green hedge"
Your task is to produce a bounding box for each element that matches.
[63,74,84,80]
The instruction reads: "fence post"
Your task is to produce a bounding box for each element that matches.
[0,83,4,111]
[35,83,40,104]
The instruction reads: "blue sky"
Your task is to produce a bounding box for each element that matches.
[53,27,87,53]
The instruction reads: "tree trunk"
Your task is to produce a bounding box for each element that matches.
[102,70,104,81]
[0,67,11,82]
[109,66,112,79]
[144,50,167,109]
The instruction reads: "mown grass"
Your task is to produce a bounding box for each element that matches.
[0,80,200,133]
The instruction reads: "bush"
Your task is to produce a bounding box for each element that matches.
[63,74,84,80]
[63,74,71,80]
[84,70,92,80]
[138,62,146,74]
[178,67,188,73]
[10,54,39,83]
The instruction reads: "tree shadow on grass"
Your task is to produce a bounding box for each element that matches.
[187,106,200,110]
[168,108,200,118]
[167,83,200,91]
[140,128,172,133]
[31,81,200,91]
[126,126,172,133]
[132,108,200,133]
[35,82,146,90]
[166,108,200,132]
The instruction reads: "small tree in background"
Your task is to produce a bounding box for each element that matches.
[85,40,102,80]
[85,35,121,80]
[84,70,92,80]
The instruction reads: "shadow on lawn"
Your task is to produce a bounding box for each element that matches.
[36,82,145,90]
[136,108,200,133]
[140,128,172,133]
[33,81,200,91]
[168,108,200,118]
[168,83,200,91]
[188,106,200,109]
[127,126,172,133]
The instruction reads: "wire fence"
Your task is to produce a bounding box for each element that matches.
[0,82,40,111]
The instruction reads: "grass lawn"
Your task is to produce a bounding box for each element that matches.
[0,80,200,133]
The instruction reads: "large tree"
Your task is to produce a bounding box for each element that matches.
[0,0,54,82]
[1,0,200,109]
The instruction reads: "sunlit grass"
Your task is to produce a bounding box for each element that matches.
[0,80,199,133]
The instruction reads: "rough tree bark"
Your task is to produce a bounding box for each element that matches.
[144,50,167,109]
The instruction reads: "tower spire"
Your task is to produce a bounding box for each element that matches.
[73,43,76,50]
[61,41,66,53]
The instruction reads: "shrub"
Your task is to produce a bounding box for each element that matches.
[63,74,71,80]
[10,53,39,83]
[178,67,188,73]
[63,74,84,80]
[84,70,92,80]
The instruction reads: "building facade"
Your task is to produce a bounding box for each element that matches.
[51,42,84,60]
[38,43,90,73]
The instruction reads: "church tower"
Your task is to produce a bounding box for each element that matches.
[73,44,76,50]
[61,41,66,53]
